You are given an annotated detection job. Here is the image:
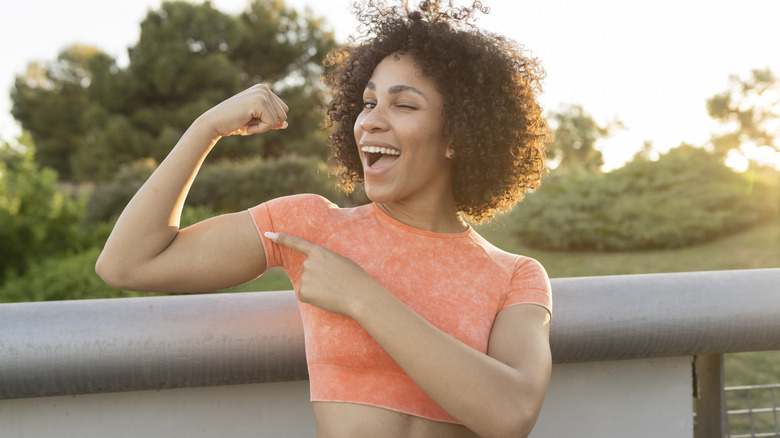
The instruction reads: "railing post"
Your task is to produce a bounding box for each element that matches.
[694,354,727,438]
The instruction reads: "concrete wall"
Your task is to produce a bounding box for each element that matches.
[0,380,315,438]
[0,356,693,438]
[534,356,693,436]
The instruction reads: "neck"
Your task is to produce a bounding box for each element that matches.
[376,198,467,234]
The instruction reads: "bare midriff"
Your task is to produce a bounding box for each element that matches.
[313,402,479,438]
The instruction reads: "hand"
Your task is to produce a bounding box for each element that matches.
[264,232,380,317]
[199,84,289,138]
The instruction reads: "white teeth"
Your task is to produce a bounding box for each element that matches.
[361,146,400,155]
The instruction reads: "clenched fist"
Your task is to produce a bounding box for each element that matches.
[198,84,289,138]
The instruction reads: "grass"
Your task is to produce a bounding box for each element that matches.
[724,351,780,433]
[474,216,780,278]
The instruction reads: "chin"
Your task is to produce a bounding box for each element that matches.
[363,184,397,204]
[364,191,390,204]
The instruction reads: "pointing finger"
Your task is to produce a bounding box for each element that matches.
[264,232,316,257]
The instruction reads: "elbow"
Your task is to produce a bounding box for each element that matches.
[479,391,545,438]
[507,411,540,438]
[483,411,538,438]
[95,252,133,290]
[95,253,118,287]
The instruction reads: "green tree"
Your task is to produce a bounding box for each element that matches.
[0,133,86,281]
[707,67,779,159]
[546,104,617,174]
[11,0,337,182]
[10,45,103,180]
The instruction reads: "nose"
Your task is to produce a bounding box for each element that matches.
[358,105,388,133]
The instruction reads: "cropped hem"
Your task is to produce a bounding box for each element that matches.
[308,363,459,424]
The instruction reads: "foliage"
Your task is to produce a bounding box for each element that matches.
[546,104,617,173]
[11,0,337,181]
[0,134,87,281]
[9,45,100,179]
[707,67,779,159]
[511,145,778,251]
[0,248,141,302]
[187,155,350,211]
[84,159,157,225]
[85,155,361,224]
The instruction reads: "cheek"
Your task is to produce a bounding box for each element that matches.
[353,114,364,140]
[417,125,450,156]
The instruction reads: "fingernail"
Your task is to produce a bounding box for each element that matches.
[264,231,279,241]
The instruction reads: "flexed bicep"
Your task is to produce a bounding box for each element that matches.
[96,86,287,294]
[99,210,268,293]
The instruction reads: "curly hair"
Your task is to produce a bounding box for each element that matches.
[322,0,552,222]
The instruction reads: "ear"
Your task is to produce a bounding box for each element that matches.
[445,145,455,159]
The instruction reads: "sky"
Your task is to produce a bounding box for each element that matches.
[2,0,779,170]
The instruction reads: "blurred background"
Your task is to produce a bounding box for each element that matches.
[0,0,778,431]
[0,0,777,293]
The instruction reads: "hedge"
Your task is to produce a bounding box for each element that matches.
[511,145,778,251]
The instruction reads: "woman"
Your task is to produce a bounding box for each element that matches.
[97,1,553,437]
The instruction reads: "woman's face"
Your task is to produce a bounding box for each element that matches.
[354,53,454,206]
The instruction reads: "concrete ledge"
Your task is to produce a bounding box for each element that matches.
[1,268,778,399]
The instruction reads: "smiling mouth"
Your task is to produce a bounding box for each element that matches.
[361,145,401,168]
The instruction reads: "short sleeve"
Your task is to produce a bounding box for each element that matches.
[247,194,337,271]
[502,257,552,316]
[248,201,283,269]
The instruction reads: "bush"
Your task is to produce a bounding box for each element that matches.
[0,207,230,302]
[0,248,142,302]
[84,158,156,225]
[512,145,778,251]
[1,136,87,281]
[187,155,350,211]
[86,155,361,224]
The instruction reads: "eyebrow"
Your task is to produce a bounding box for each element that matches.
[365,81,428,101]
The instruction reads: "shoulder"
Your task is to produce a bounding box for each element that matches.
[511,257,550,290]
[469,231,548,278]
[465,231,524,272]
[253,193,336,214]
[249,194,372,243]
[466,230,552,312]
[249,194,337,226]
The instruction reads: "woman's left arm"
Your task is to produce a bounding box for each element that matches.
[267,232,552,438]
[354,287,551,438]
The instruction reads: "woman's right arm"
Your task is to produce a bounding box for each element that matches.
[95,85,288,293]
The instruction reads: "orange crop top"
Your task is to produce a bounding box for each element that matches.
[249,194,552,424]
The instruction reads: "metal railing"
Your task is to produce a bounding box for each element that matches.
[1,268,779,437]
[727,384,780,438]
